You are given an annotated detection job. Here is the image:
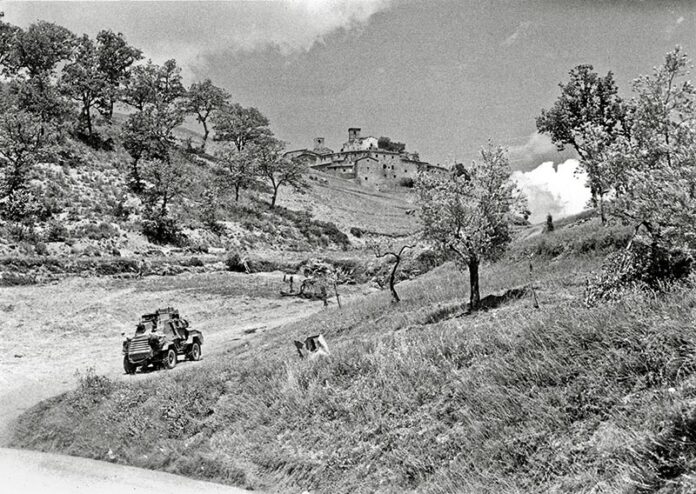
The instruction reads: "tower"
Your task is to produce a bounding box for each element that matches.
[348,127,361,142]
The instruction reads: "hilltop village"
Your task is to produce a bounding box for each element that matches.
[285,128,450,188]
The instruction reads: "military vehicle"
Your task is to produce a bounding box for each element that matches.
[122,307,203,374]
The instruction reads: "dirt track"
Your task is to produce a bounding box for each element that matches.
[0,447,249,493]
[0,270,334,490]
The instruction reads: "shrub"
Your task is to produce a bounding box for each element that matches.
[350,227,364,238]
[226,252,248,272]
[45,220,69,242]
[75,222,119,241]
[142,215,186,246]
[34,242,49,256]
[183,257,205,268]
[584,241,692,306]
[399,176,415,188]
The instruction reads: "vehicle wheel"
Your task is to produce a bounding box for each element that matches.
[188,342,201,361]
[164,348,177,369]
[123,356,137,375]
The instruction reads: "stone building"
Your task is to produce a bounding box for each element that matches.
[285,128,449,188]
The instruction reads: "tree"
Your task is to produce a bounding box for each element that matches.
[537,64,630,223]
[185,79,229,151]
[61,35,106,136]
[545,213,554,233]
[5,21,76,78]
[0,107,56,198]
[378,136,406,153]
[212,103,270,151]
[139,152,192,245]
[215,144,258,202]
[123,59,185,111]
[95,29,142,120]
[417,144,526,310]
[368,240,415,303]
[0,12,20,72]
[597,47,696,255]
[252,137,307,208]
[121,104,184,191]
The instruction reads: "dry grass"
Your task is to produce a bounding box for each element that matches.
[10,224,696,493]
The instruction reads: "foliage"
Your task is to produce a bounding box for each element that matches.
[537,64,630,222]
[545,213,554,233]
[252,137,308,208]
[141,212,185,246]
[377,136,406,153]
[584,241,692,306]
[122,59,185,111]
[4,20,76,78]
[417,143,526,309]
[61,34,106,137]
[596,47,696,255]
[140,153,192,218]
[211,103,271,151]
[94,29,142,119]
[214,143,259,202]
[184,79,229,150]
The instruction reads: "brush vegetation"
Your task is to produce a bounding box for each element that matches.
[12,221,696,493]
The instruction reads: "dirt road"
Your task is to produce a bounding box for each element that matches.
[0,447,249,493]
[0,270,345,491]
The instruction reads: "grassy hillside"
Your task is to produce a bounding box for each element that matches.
[12,219,695,493]
[0,128,419,282]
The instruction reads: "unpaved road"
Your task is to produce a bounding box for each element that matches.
[0,447,249,493]
[0,270,343,491]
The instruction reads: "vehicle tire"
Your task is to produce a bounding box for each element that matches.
[164,348,177,370]
[188,342,201,361]
[123,356,137,375]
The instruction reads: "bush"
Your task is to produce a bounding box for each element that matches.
[34,242,49,256]
[183,257,205,268]
[75,222,119,241]
[399,177,415,188]
[584,241,692,306]
[350,227,364,238]
[142,215,186,247]
[45,220,69,242]
[226,252,248,272]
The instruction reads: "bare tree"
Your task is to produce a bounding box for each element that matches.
[369,240,415,303]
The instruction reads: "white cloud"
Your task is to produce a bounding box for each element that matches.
[212,0,393,54]
[512,159,591,223]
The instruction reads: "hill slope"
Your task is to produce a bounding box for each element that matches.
[11,219,694,493]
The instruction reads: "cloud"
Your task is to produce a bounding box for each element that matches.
[501,21,532,47]
[512,159,591,223]
[3,1,393,79]
[508,132,576,172]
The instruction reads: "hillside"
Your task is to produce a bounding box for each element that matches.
[0,127,419,283]
[11,217,695,493]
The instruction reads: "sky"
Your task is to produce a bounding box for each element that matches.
[3,0,695,221]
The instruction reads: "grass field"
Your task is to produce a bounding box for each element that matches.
[10,219,696,493]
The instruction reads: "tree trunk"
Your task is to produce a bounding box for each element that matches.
[599,193,606,225]
[468,257,480,311]
[234,185,240,202]
[201,121,209,151]
[389,256,401,303]
[270,186,278,208]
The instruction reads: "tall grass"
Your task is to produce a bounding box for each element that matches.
[12,226,696,493]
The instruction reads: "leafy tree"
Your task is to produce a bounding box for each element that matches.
[141,152,191,218]
[0,12,20,72]
[61,35,106,136]
[185,79,229,151]
[252,137,307,208]
[0,106,56,198]
[121,104,184,191]
[215,144,258,202]
[95,29,142,120]
[537,64,629,223]
[598,47,696,255]
[5,20,76,78]
[212,103,270,151]
[378,136,406,153]
[417,144,526,310]
[123,59,185,111]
